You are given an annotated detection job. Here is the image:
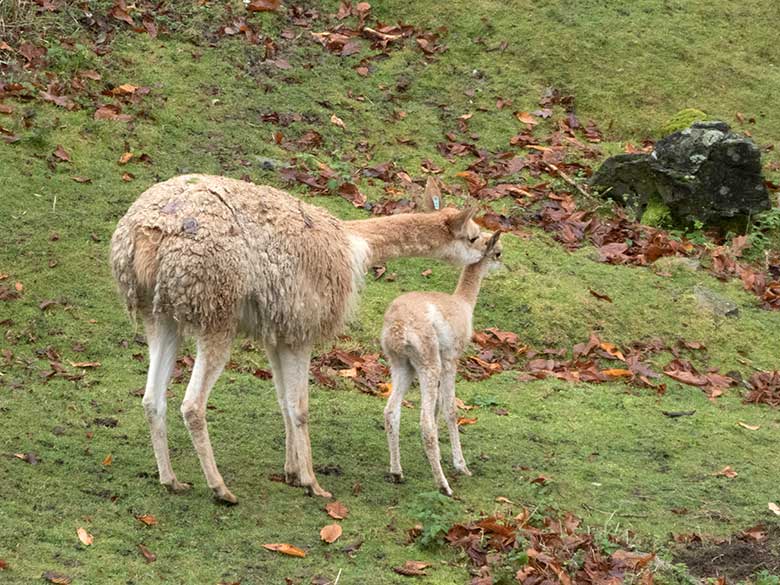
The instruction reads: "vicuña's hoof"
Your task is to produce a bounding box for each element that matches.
[304,483,332,499]
[439,485,453,497]
[213,486,239,505]
[385,472,405,484]
[455,466,472,477]
[164,479,192,493]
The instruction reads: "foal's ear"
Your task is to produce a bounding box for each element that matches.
[446,205,477,237]
[419,176,443,212]
[486,231,501,252]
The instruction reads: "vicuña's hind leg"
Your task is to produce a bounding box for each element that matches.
[266,344,299,485]
[417,359,451,496]
[277,343,331,498]
[181,329,236,504]
[384,357,414,482]
[441,360,470,476]
[141,315,188,492]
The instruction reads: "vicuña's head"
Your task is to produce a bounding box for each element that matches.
[418,177,483,266]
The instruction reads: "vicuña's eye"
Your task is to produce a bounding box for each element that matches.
[496,252,502,258]
[469,236,478,243]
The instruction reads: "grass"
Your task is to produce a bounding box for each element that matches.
[1,1,780,583]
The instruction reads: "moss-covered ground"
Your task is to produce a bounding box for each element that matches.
[1,1,779,583]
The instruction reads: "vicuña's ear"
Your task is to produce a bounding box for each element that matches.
[446,205,477,236]
[419,176,443,212]
[485,231,501,253]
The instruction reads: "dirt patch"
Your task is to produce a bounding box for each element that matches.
[674,523,780,580]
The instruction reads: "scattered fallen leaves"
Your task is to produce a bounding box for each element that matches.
[320,523,342,544]
[262,543,306,558]
[77,527,93,546]
[325,501,349,520]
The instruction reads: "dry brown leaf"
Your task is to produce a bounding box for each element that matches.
[515,111,538,125]
[495,496,514,504]
[599,342,625,361]
[70,361,101,368]
[53,145,71,162]
[325,501,349,520]
[330,114,346,129]
[0,559,7,570]
[769,502,780,516]
[102,453,112,466]
[112,83,138,95]
[393,560,430,576]
[262,543,306,557]
[737,422,760,431]
[14,281,23,292]
[421,268,432,277]
[247,0,281,11]
[138,544,156,563]
[714,465,737,478]
[601,368,632,378]
[457,417,477,426]
[135,514,158,526]
[320,523,342,544]
[118,152,134,165]
[42,572,72,584]
[76,527,93,546]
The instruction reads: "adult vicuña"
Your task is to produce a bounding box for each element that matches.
[381,231,503,495]
[110,174,485,503]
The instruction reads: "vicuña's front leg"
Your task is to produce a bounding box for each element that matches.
[278,343,331,498]
[181,330,237,504]
[266,345,299,485]
[441,361,471,476]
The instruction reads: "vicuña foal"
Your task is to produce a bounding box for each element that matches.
[111,174,484,503]
[381,231,502,496]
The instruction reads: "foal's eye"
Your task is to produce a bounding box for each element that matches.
[469,236,478,243]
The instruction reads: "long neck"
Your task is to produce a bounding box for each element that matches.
[454,261,488,308]
[344,212,449,265]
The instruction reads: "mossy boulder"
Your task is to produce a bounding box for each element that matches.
[661,108,709,136]
[590,121,770,229]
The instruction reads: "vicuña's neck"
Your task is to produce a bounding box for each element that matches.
[454,262,488,308]
[344,212,449,266]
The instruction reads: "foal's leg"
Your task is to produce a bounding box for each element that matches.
[440,360,471,476]
[277,342,331,498]
[417,356,451,495]
[384,356,414,482]
[141,315,188,492]
[180,329,236,504]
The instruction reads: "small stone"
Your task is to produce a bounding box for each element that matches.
[693,285,739,318]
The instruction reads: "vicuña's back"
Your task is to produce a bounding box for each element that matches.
[381,232,502,495]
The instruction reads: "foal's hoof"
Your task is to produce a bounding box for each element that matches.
[455,466,472,477]
[213,486,239,505]
[164,479,192,493]
[385,473,405,484]
[439,485,454,497]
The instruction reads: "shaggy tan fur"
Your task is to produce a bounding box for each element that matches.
[110,174,484,502]
[381,232,502,495]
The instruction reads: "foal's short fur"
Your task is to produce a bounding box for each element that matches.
[381,232,502,495]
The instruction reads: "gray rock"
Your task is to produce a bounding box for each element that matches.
[590,121,770,227]
[693,285,739,318]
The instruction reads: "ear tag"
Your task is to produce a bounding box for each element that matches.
[432,195,440,210]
